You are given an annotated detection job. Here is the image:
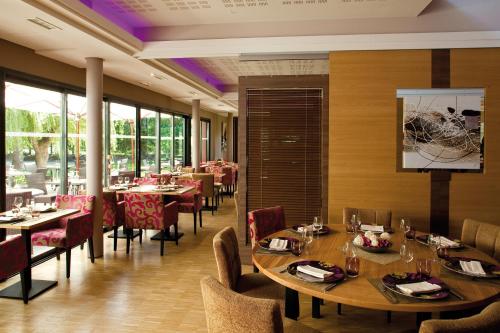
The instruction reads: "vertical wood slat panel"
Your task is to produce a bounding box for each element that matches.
[247,88,322,225]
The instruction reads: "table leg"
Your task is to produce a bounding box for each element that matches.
[312,297,321,318]
[416,312,432,328]
[285,287,300,320]
[0,229,6,242]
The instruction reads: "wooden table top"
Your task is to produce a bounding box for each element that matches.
[115,185,195,196]
[0,209,80,230]
[253,224,500,312]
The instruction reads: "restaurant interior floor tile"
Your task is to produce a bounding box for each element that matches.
[1,198,419,333]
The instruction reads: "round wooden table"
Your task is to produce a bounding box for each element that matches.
[253,225,499,315]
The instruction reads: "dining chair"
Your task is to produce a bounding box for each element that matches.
[192,173,217,215]
[342,207,392,227]
[221,166,235,197]
[247,206,286,249]
[133,177,158,185]
[461,219,500,260]
[0,236,29,304]
[103,191,125,251]
[419,301,500,333]
[212,227,285,312]
[123,193,178,256]
[31,195,96,278]
[150,173,172,184]
[181,166,195,173]
[200,276,317,333]
[172,179,204,234]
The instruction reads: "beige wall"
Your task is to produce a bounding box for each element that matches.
[329,49,500,237]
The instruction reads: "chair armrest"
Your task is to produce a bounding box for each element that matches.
[65,212,93,248]
[163,201,179,228]
[0,236,28,280]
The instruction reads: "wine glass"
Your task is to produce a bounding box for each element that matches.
[428,234,441,260]
[13,196,23,215]
[117,176,124,185]
[312,216,322,238]
[400,244,414,271]
[26,199,33,216]
[170,177,176,186]
[124,177,130,185]
[301,225,313,247]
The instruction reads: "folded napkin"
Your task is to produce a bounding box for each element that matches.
[297,265,333,279]
[437,236,460,248]
[396,281,442,295]
[460,260,486,276]
[33,204,55,212]
[0,215,24,222]
[361,224,384,233]
[269,239,288,251]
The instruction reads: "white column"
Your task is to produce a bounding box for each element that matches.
[86,57,104,258]
[191,99,200,171]
[226,113,234,162]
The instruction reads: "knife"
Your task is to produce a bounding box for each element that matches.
[449,289,465,300]
[377,282,399,304]
[323,283,337,292]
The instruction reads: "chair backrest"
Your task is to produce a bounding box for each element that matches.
[133,177,158,185]
[181,167,195,173]
[200,275,283,333]
[150,173,172,184]
[26,173,47,194]
[419,301,500,333]
[247,206,286,248]
[123,193,169,230]
[176,178,203,193]
[461,219,500,260]
[213,227,242,290]
[221,166,235,186]
[192,173,214,197]
[56,194,95,215]
[102,191,117,227]
[343,207,392,227]
[0,236,28,280]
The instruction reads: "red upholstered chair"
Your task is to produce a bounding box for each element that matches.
[31,195,95,278]
[103,191,125,251]
[150,173,172,185]
[123,193,179,256]
[133,177,158,185]
[0,236,29,303]
[172,179,204,234]
[247,206,286,249]
[221,166,235,197]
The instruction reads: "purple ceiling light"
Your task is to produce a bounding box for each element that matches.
[173,58,225,92]
[79,0,151,40]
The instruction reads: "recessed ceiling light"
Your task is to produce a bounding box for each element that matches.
[27,17,62,30]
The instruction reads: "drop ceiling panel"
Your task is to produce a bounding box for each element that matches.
[85,0,432,27]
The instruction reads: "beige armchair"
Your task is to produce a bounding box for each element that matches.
[461,219,500,260]
[193,173,216,215]
[419,301,500,333]
[201,275,318,333]
[343,207,392,227]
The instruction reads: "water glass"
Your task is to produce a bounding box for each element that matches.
[312,216,322,238]
[416,258,432,276]
[405,225,416,241]
[291,240,304,256]
[124,177,130,185]
[400,244,414,271]
[345,256,360,277]
[117,176,124,185]
[301,225,313,246]
[428,234,441,258]
[170,177,176,186]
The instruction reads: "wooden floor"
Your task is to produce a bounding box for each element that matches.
[1,198,419,333]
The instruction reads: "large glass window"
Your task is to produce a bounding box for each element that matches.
[109,102,136,175]
[174,115,185,167]
[67,94,87,180]
[4,82,62,208]
[160,113,173,172]
[201,119,210,163]
[140,108,158,176]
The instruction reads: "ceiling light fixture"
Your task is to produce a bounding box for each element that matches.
[239,53,328,62]
[27,17,62,30]
[150,73,167,80]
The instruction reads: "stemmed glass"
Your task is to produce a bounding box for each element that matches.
[428,234,441,261]
[312,216,322,239]
[301,225,313,248]
[400,243,414,271]
[12,196,23,215]
[400,217,409,242]
[351,214,361,234]
[124,177,130,186]
[170,177,176,186]
[117,176,124,186]
[26,199,33,217]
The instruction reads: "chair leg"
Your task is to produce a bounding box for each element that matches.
[160,230,165,256]
[56,252,60,260]
[66,248,71,279]
[253,265,259,273]
[211,197,214,215]
[387,311,392,323]
[88,238,95,263]
[199,210,202,228]
[80,244,84,250]
[174,224,179,246]
[20,271,28,304]
[193,211,197,235]
[113,226,118,251]
[205,197,209,209]
[337,303,342,315]
[126,229,131,254]
[139,229,143,244]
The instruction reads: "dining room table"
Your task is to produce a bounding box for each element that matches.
[252,224,500,325]
[0,208,80,301]
[114,184,196,242]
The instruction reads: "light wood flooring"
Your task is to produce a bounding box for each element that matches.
[1,198,419,333]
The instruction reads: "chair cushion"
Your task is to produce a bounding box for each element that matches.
[31,228,66,248]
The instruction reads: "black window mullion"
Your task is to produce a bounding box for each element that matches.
[185,115,191,167]
[135,105,141,178]
[0,70,6,213]
[60,91,68,194]
[155,110,161,173]
[104,99,111,186]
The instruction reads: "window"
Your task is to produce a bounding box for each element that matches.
[4,82,62,209]
[67,94,87,179]
[173,115,185,167]
[109,102,136,175]
[201,119,210,162]
[140,108,158,176]
[160,113,173,172]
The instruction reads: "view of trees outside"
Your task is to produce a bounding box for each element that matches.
[201,120,210,163]
[140,108,157,176]
[67,94,87,179]
[109,102,136,174]
[5,82,62,199]
[160,113,173,172]
[174,115,185,167]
